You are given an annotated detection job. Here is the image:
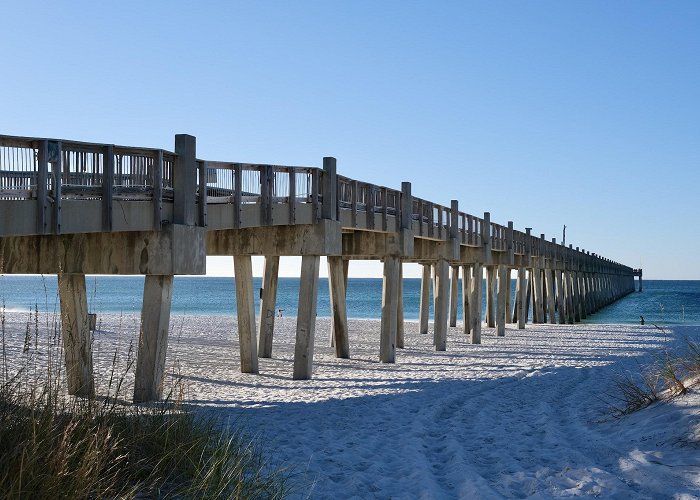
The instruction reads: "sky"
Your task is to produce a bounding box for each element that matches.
[1,1,698,279]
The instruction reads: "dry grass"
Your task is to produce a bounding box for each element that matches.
[0,301,292,499]
[607,331,700,418]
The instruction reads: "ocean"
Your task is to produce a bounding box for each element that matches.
[1,276,698,326]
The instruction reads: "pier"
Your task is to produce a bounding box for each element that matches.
[0,133,637,401]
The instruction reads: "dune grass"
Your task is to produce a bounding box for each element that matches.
[0,302,291,499]
[607,330,700,418]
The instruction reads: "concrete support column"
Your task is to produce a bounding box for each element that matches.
[328,256,350,359]
[293,255,320,379]
[505,269,513,324]
[433,259,450,351]
[380,256,400,362]
[432,264,438,322]
[397,262,405,349]
[470,262,483,344]
[545,269,556,324]
[418,264,431,334]
[573,272,582,322]
[234,255,259,373]
[565,271,575,324]
[532,267,544,323]
[486,266,496,328]
[461,264,471,335]
[525,270,532,323]
[58,273,94,398]
[449,266,459,328]
[579,274,588,319]
[419,263,431,335]
[517,267,527,329]
[329,259,349,348]
[512,273,520,323]
[134,274,173,402]
[258,256,280,359]
[555,270,566,324]
[496,264,508,336]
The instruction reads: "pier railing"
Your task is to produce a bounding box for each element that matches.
[0,133,629,270]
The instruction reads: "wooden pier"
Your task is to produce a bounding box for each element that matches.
[0,133,638,401]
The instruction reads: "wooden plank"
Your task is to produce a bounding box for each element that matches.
[380,255,399,362]
[234,255,258,373]
[328,256,350,358]
[258,256,279,358]
[134,274,174,402]
[293,255,320,379]
[57,273,94,397]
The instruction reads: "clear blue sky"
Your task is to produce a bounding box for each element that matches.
[2,1,698,279]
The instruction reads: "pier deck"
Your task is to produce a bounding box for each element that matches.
[0,133,639,401]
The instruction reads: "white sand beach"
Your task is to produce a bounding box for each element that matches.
[3,311,700,499]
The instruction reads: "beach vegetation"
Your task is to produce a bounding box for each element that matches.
[0,302,291,499]
[606,332,700,419]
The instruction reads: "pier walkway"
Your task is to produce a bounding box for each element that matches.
[0,133,639,401]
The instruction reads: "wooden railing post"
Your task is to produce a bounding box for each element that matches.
[321,157,337,221]
[312,168,320,222]
[153,151,163,230]
[174,134,197,226]
[36,139,48,234]
[288,168,296,224]
[507,221,514,265]
[400,182,412,231]
[381,187,388,231]
[233,164,242,229]
[260,165,273,225]
[482,212,492,264]
[198,161,208,227]
[102,145,114,232]
[450,200,458,241]
[50,141,62,235]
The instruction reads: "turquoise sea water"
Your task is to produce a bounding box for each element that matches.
[0,276,698,326]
